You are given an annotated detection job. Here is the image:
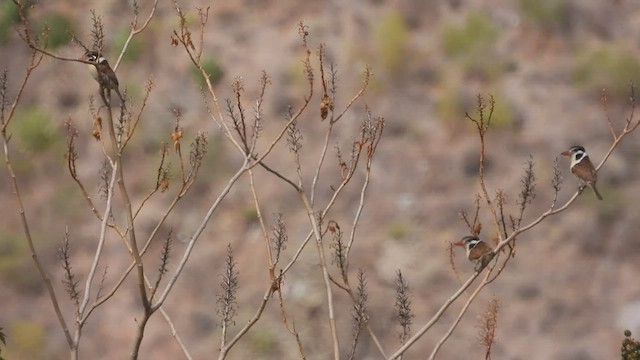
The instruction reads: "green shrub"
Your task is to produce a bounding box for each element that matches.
[112,27,144,63]
[0,233,27,273]
[440,12,505,81]
[0,0,21,44]
[388,222,410,240]
[488,95,515,129]
[572,45,640,99]
[12,106,58,154]
[436,85,465,125]
[51,185,83,217]
[519,0,565,31]
[249,328,277,356]
[39,13,74,49]
[0,233,41,293]
[10,320,45,358]
[375,9,409,73]
[441,11,498,57]
[192,56,225,87]
[241,206,259,224]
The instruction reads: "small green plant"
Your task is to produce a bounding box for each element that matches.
[241,206,259,224]
[436,85,466,125]
[388,222,409,240]
[249,328,277,356]
[10,320,45,358]
[488,95,514,129]
[519,0,566,32]
[192,56,224,87]
[441,11,498,57]
[51,185,84,217]
[13,106,58,154]
[440,12,505,81]
[0,233,42,293]
[622,330,640,360]
[39,13,74,49]
[0,233,28,271]
[572,45,640,99]
[375,9,409,74]
[0,0,21,44]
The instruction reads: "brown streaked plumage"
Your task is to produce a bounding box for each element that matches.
[561,145,603,200]
[454,235,494,271]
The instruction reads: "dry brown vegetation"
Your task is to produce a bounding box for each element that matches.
[1,1,640,359]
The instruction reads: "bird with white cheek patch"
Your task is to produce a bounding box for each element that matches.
[561,145,603,200]
[81,51,125,106]
[453,235,495,271]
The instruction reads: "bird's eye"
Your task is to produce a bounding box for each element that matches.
[575,152,584,161]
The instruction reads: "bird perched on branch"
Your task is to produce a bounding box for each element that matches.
[81,51,125,106]
[454,235,494,271]
[561,145,603,200]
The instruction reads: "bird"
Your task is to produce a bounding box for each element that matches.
[81,51,125,106]
[453,235,494,271]
[561,145,603,200]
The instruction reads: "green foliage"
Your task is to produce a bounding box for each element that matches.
[572,45,640,99]
[488,96,515,129]
[249,328,277,356]
[39,13,74,49]
[375,9,409,73]
[440,12,505,81]
[441,11,498,57]
[519,0,565,31]
[241,206,259,224]
[12,106,59,154]
[0,0,21,44]
[112,27,144,63]
[436,85,465,124]
[0,233,41,293]
[10,320,45,358]
[192,56,225,87]
[622,330,640,360]
[388,222,409,240]
[0,233,28,270]
[51,185,84,217]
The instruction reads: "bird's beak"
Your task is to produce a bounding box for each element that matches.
[453,241,465,247]
[561,150,571,156]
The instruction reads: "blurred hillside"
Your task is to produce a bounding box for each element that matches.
[1,0,640,359]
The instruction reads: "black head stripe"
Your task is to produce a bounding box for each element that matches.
[575,152,584,161]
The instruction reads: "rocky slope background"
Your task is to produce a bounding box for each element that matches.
[1,0,640,359]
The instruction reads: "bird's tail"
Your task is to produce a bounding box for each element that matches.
[591,184,603,200]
